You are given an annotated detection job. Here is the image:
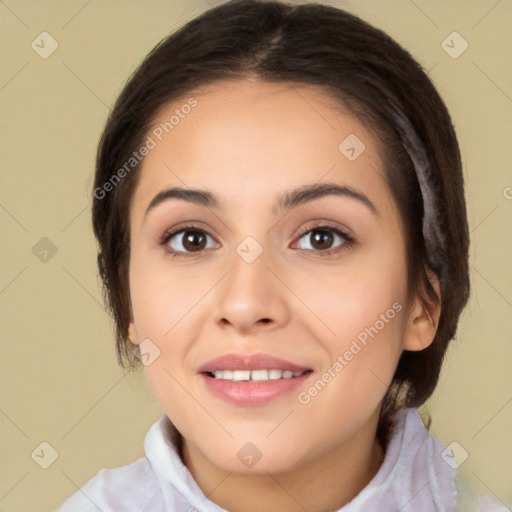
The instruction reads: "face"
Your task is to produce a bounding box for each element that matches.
[127,78,423,475]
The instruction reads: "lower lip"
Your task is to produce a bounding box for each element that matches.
[200,372,312,406]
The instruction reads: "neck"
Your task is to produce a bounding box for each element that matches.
[181,410,386,512]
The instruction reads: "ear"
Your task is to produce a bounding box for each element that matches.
[128,321,140,346]
[403,269,442,351]
[126,295,141,346]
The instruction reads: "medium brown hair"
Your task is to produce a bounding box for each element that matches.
[92,0,470,448]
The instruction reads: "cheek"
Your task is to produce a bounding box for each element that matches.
[295,251,408,347]
[129,249,204,338]
[292,272,407,437]
[128,254,193,402]
[290,245,409,394]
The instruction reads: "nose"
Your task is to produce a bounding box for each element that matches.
[213,246,291,336]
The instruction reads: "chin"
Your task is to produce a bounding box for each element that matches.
[201,438,309,475]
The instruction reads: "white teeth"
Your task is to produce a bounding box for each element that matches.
[232,370,251,381]
[250,369,269,381]
[211,369,306,381]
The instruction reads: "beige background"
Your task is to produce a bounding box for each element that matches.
[0,0,511,510]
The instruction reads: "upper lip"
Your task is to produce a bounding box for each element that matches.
[197,353,311,373]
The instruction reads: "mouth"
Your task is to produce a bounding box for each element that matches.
[206,369,309,381]
[198,353,314,406]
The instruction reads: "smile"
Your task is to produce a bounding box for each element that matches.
[209,369,307,381]
[198,352,314,405]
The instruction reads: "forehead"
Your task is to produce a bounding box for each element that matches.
[130,78,389,220]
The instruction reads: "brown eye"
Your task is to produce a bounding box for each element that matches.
[295,225,352,254]
[309,229,335,250]
[180,230,207,252]
[163,227,218,254]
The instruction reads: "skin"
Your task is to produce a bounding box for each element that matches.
[127,78,441,512]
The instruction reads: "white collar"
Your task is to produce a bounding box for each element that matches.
[143,407,457,511]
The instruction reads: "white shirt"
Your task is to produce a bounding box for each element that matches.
[56,407,508,511]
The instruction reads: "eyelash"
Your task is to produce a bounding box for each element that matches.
[159,222,355,258]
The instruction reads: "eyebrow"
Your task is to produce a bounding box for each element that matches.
[143,182,378,219]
